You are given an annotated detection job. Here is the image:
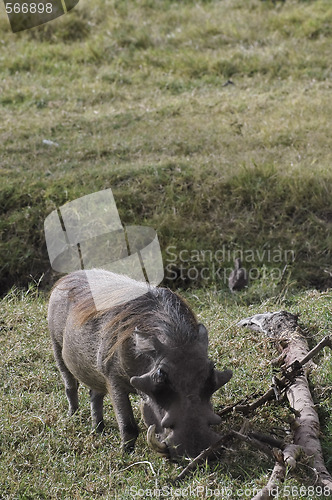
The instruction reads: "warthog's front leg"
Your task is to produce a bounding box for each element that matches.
[108,380,139,452]
[90,389,105,432]
[65,382,79,416]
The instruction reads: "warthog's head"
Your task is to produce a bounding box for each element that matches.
[130,324,232,460]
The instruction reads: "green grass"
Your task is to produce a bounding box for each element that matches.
[0,286,331,499]
[0,0,331,496]
[1,0,332,292]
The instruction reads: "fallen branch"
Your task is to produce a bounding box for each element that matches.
[239,311,332,495]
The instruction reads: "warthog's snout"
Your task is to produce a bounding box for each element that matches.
[147,424,223,460]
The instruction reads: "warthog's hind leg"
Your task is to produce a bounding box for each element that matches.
[90,389,105,432]
[51,339,79,416]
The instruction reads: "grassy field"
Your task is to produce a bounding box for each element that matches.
[0,0,332,292]
[0,0,331,498]
[0,286,331,499]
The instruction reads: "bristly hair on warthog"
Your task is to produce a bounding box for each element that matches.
[48,269,232,459]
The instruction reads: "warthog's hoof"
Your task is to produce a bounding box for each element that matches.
[94,420,105,433]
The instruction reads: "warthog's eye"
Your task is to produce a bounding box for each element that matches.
[150,368,177,409]
[153,368,168,386]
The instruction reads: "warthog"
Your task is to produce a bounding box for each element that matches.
[48,269,232,459]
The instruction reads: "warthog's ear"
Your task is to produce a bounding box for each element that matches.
[214,369,233,392]
[197,323,208,350]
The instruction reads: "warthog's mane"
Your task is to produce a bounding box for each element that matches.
[55,269,199,358]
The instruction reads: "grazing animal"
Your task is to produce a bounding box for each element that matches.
[48,269,232,459]
[228,258,248,292]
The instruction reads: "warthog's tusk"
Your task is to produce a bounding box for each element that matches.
[147,425,169,456]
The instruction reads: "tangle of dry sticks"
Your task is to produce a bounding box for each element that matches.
[174,312,332,498]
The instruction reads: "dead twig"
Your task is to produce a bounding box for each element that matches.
[297,335,332,366]
[174,432,234,481]
[223,334,332,415]
[175,429,285,482]
[217,394,258,417]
